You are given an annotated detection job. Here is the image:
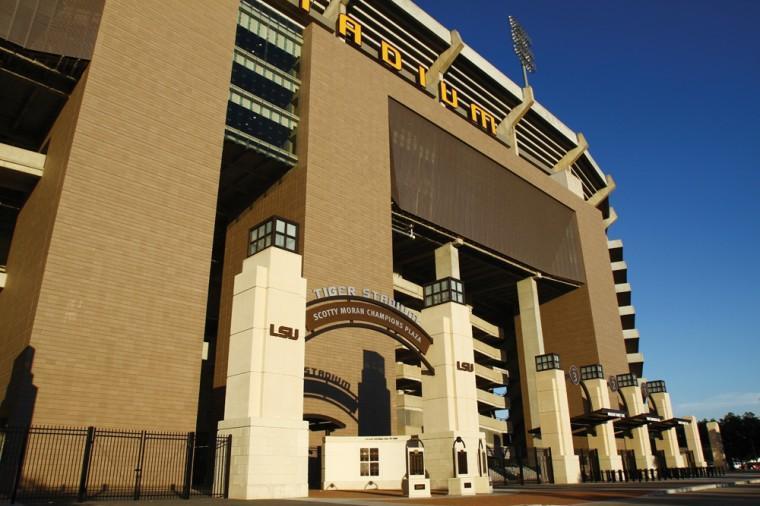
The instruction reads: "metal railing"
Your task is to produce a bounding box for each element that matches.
[0,426,230,503]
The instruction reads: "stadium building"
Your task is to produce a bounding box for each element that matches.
[0,0,721,499]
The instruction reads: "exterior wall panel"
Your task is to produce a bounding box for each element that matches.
[0,0,238,430]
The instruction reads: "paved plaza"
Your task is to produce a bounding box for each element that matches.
[15,473,758,506]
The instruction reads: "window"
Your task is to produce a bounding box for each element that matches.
[580,364,604,381]
[248,217,298,256]
[535,353,560,372]
[423,277,464,307]
[360,447,379,476]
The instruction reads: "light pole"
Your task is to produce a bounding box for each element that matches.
[508,16,536,87]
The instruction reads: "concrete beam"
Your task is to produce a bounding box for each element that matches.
[604,207,618,229]
[551,133,588,174]
[587,174,617,207]
[323,0,349,25]
[0,142,45,177]
[495,86,534,149]
[425,30,464,96]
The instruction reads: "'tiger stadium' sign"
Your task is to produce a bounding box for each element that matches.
[298,1,500,137]
[305,293,435,373]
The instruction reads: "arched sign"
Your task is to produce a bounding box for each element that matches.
[306,295,435,374]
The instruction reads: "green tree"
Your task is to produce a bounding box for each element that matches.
[719,412,760,466]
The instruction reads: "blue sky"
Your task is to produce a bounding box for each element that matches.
[413,0,760,420]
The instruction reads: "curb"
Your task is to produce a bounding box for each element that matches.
[663,477,760,495]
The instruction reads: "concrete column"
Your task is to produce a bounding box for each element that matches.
[435,242,460,279]
[684,416,707,467]
[535,355,581,484]
[550,170,584,199]
[517,277,546,433]
[706,421,727,469]
[420,243,490,494]
[650,391,685,469]
[583,377,624,473]
[618,378,655,471]
[218,246,308,499]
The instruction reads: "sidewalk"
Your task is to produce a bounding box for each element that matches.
[11,473,760,506]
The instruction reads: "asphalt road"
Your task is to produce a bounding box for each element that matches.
[590,483,760,505]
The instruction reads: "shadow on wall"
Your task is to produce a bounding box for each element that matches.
[304,376,359,422]
[358,350,390,436]
[0,346,37,428]
[0,346,37,495]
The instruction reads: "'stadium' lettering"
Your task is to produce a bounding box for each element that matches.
[338,13,362,46]
[381,40,402,71]
[439,80,458,109]
[310,10,497,137]
[470,103,497,135]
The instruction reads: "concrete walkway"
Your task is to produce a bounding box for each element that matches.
[11,473,760,506]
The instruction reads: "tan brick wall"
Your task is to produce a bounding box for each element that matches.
[0,1,239,430]
[0,69,89,423]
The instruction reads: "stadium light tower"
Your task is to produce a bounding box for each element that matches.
[508,15,536,87]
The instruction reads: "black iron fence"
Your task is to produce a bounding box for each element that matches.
[0,426,231,503]
[488,446,554,485]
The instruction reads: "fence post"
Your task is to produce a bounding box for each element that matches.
[518,451,524,485]
[182,432,195,499]
[77,427,96,502]
[223,435,232,499]
[133,431,146,501]
[9,426,31,505]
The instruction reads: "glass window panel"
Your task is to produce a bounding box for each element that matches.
[441,292,450,302]
[275,234,285,247]
[360,462,369,476]
[276,220,285,233]
[432,293,440,305]
[264,236,271,247]
[287,223,296,236]
[265,222,272,233]
[360,448,368,461]
[285,237,296,251]
[424,296,432,306]
[370,462,379,476]
[370,448,378,460]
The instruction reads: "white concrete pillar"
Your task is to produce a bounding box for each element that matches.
[516,276,545,433]
[218,242,309,499]
[435,242,460,279]
[650,390,685,469]
[420,244,490,495]
[685,416,707,467]
[534,354,580,484]
[706,421,727,469]
[617,375,656,471]
[582,371,624,474]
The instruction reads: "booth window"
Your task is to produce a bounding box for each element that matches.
[360,447,379,476]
